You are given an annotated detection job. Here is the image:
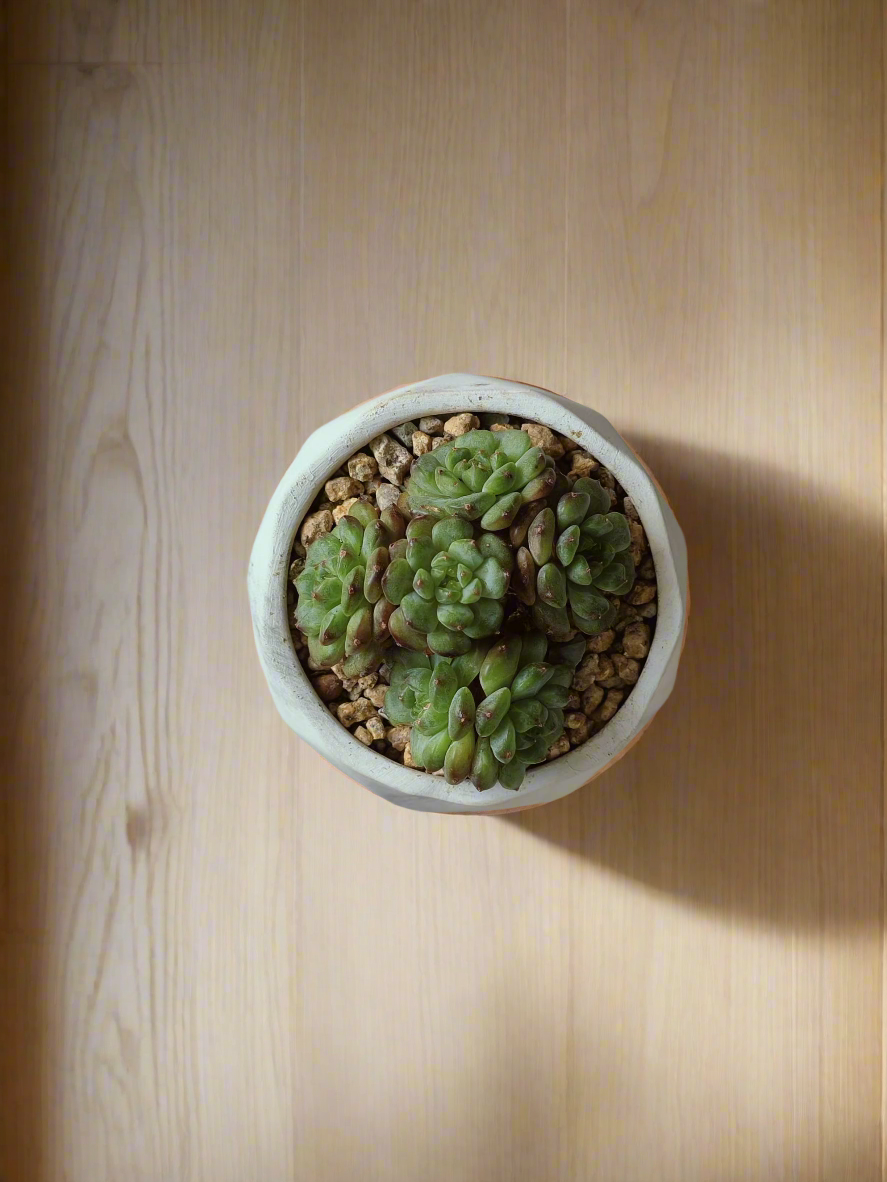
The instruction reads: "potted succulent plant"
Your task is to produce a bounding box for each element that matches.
[248,374,688,814]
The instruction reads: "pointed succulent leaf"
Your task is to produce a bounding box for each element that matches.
[381,558,414,605]
[573,477,611,514]
[511,662,556,700]
[448,686,476,741]
[320,606,349,644]
[470,737,499,791]
[518,632,548,668]
[479,491,523,531]
[476,687,512,737]
[411,727,452,773]
[483,462,519,496]
[444,642,484,689]
[388,606,429,650]
[565,554,593,585]
[490,718,518,764]
[429,662,459,712]
[595,554,635,595]
[498,758,529,791]
[509,698,548,733]
[345,604,373,653]
[556,524,580,567]
[444,731,476,785]
[537,563,567,609]
[437,603,475,632]
[463,599,503,638]
[427,629,472,656]
[480,636,522,694]
[531,600,573,640]
[528,508,555,565]
[307,631,346,668]
[557,489,591,529]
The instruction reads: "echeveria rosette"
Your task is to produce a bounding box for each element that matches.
[406,429,557,530]
[383,646,487,784]
[471,632,586,791]
[528,478,636,639]
[382,516,513,656]
[294,501,404,676]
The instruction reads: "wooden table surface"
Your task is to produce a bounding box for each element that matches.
[1,2,883,1180]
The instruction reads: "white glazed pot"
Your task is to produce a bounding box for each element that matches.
[249,374,689,815]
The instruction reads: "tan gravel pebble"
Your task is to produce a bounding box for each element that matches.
[300,509,334,546]
[547,735,571,759]
[333,497,359,522]
[374,482,402,512]
[347,453,378,482]
[572,653,600,691]
[612,654,640,684]
[567,714,590,745]
[336,698,377,726]
[623,496,640,521]
[325,476,363,501]
[444,412,480,436]
[403,742,418,768]
[521,422,564,458]
[431,433,454,450]
[419,416,444,434]
[622,621,651,659]
[586,630,615,654]
[637,601,658,619]
[629,581,656,605]
[385,725,412,751]
[364,685,389,709]
[581,685,604,714]
[370,433,413,484]
[628,520,648,563]
[353,725,373,746]
[311,673,341,702]
[593,689,624,724]
[568,451,598,479]
[289,558,304,582]
[412,430,432,456]
[391,421,420,448]
[365,716,386,741]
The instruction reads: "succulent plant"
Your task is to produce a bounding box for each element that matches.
[294,501,405,676]
[471,632,585,790]
[383,646,487,784]
[382,516,513,656]
[517,478,636,639]
[406,429,557,531]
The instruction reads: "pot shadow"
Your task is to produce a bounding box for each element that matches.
[504,436,882,931]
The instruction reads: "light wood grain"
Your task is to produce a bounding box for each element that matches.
[0,2,884,1180]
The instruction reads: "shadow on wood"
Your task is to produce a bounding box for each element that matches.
[0,60,49,1182]
[504,435,882,931]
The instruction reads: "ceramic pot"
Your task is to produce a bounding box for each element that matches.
[248,374,688,814]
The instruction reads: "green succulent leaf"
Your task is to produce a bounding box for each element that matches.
[411,727,452,773]
[470,737,499,792]
[406,429,552,527]
[528,508,555,566]
[430,663,459,712]
[573,477,611,514]
[490,717,518,764]
[511,662,556,700]
[476,687,512,737]
[480,636,522,695]
[498,758,529,791]
[444,730,476,785]
[448,686,476,741]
